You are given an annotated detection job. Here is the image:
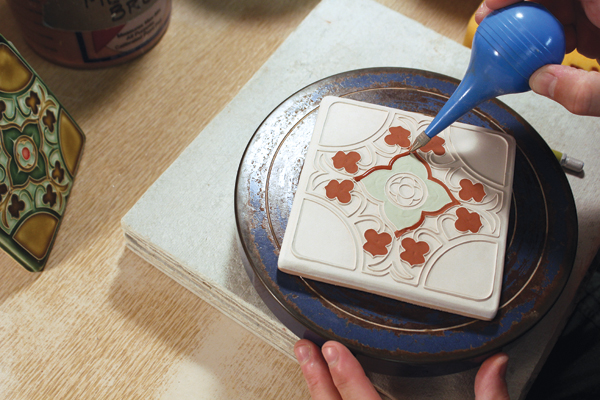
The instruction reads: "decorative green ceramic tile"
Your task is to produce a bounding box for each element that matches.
[0,35,85,271]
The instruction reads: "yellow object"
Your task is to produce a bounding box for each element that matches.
[562,50,600,71]
[0,44,33,92]
[464,11,479,48]
[59,110,85,176]
[464,9,600,72]
[552,149,563,161]
[14,213,59,260]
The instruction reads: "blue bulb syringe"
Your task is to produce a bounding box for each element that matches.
[410,2,566,152]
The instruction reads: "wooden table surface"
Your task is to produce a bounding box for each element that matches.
[0,0,484,398]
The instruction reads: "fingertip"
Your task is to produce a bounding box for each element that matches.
[494,352,509,379]
[480,351,509,374]
[475,1,527,24]
[530,65,559,98]
[321,341,355,369]
[474,2,491,24]
[294,340,342,400]
[321,342,381,400]
[294,340,313,365]
[475,352,510,400]
[322,343,340,367]
[531,64,600,116]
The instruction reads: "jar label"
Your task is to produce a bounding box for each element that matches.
[43,0,160,31]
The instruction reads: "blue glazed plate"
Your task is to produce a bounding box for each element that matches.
[235,68,577,376]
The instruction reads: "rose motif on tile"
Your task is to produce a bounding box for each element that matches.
[332,151,361,174]
[3,123,46,187]
[400,237,430,266]
[419,136,446,155]
[363,229,392,257]
[357,154,459,236]
[384,126,411,148]
[325,179,354,204]
[455,207,483,233]
[25,91,40,114]
[459,179,486,202]
[386,173,427,208]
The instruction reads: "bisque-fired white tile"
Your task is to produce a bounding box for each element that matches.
[278,96,516,320]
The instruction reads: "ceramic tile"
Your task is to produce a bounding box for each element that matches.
[0,35,85,271]
[278,96,516,320]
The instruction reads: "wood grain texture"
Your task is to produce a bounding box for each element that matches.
[0,0,481,398]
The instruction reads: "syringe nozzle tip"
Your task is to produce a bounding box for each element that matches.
[409,132,431,153]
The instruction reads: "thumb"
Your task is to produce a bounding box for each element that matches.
[530,64,600,116]
[474,353,510,400]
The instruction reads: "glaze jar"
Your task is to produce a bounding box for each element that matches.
[8,0,171,69]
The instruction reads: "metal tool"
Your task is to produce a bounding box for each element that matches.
[553,150,585,173]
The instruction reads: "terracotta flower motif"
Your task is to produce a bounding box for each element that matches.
[455,207,482,233]
[25,91,40,114]
[384,126,411,148]
[325,179,354,204]
[419,136,446,155]
[363,229,392,257]
[332,151,361,174]
[459,179,486,202]
[400,237,430,266]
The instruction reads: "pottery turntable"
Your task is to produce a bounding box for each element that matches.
[234,68,577,376]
